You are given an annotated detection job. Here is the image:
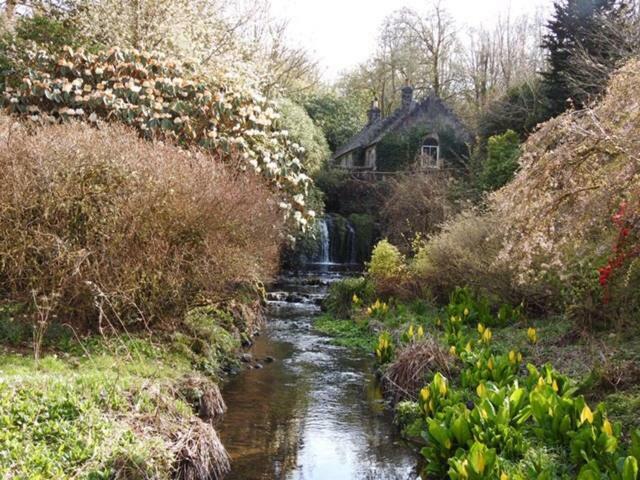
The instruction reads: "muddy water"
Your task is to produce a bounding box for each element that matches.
[218,270,418,480]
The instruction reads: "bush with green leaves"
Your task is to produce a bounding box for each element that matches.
[368,239,406,281]
[323,277,375,319]
[1,45,314,229]
[276,97,330,174]
[478,130,521,192]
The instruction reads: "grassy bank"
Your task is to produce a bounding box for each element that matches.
[0,304,253,479]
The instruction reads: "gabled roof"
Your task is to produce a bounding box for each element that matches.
[332,94,469,160]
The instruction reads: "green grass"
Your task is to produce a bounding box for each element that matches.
[0,341,183,478]
[0,304,241,479]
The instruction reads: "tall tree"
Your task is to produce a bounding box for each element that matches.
[541,0,628,115]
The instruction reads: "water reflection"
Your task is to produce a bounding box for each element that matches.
[218,272,418,480]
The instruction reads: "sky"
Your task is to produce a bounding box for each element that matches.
[269,0,554,82]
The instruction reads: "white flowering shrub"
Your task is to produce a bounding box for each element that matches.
[2,45,314,229]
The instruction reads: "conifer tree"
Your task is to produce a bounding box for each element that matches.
[541,0,627,115]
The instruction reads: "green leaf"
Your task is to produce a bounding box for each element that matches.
[623,456,639,480]
[428,420,452,449]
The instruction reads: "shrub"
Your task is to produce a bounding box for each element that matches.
[491,60,640,323]
[276,97,330,174]
[1,46,314,228]
[380,172,456,253]
[323,277,375,319]
[0,117,284,330]
[478,130,521,192]
[368,239,405,280]
[411,211,553,310]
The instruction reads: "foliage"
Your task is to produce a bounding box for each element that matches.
[0,117,283,330]
[597,200,640,313]
[541,0,631,115]
[348,213,376,263]
[1,45,314,228]
[479,130,521,192]
[375,331,395,364]
[313,315,376,351]
[410,211,546,308]
[379,294,640,480]
[368,239,406,281]
[276,97,330,174]
[478,79,550,140]
[323,277,375,319]
[366,299,390,319]
[376,124,469,172]
[301,88,367,152]
[492,59,640,321]
[447,287,523,328]
[0,331,235,479]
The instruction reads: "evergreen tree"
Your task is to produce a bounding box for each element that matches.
[541,0,626,115]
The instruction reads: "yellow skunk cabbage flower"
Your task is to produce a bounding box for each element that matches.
[477,382,487,397]
[508,350,517,364]
[501,473,509,480]
[602,419,613,436]
[537,377,546,390]
[420,386,431,402]
[417,325,424,338]
[580,405,594,425]
[434,373,448,396]
[352,293,360,304]
[477,323,485,334]
[449,345,457,355]
[463,308,470,317]
[482,328,492,343]
[552,380,559,392]
[527,327,538,344]
[366,307,372,316]
[517,352,523,363]
[487,357,495,370]
[459,460,469,479]
[408,324,414,338]
[465,341,473,353]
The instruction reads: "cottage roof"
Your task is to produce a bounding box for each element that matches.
[332,94,469,161]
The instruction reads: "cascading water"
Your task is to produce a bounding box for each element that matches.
[346,222,357,265]
[309,215,359,266]
[314,217,331,264]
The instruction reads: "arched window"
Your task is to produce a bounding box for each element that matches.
[421,136,440,168]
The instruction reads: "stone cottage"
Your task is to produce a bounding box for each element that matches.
[332,84,470,171]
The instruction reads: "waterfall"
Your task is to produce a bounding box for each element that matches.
[309,215,359,266]
[346,223,357,265]
[314,217,331,264]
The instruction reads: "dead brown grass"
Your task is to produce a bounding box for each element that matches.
[179,375,227,422]
[174,420,230,480]
[382,338,458,403]
[0,117,284,330]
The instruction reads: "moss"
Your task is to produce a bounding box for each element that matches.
[348,213,376,263]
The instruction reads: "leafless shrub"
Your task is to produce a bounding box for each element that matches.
[380,172,457,254]
[0,117,284,331]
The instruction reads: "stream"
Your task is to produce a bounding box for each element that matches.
[217,267,418,479]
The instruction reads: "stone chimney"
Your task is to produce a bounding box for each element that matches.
[367,98,381,125]
[401,80,414,109]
